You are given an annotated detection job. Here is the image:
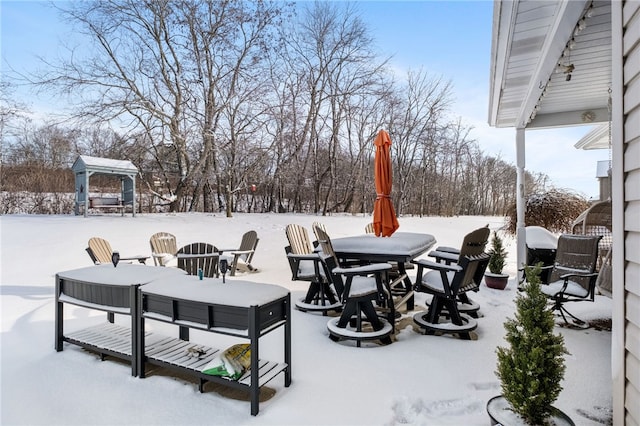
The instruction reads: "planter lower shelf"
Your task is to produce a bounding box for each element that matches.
[487,395,575,426]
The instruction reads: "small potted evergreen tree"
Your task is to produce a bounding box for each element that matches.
[485,231,509,289]
[487,264,574,425]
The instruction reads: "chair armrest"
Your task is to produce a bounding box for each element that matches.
[518,264,554,272]
[559,272,599,281]
[412,258,462,273]
[86,247,99,265]
[285,252,323,281]
[152,252,173,259]
[435,246,460,254]
[230,249,254,256]
[287,252,320,260]
[546,272,600,295]
[333,263,392,276]
[428,250,459,263]
[120,255,148,261]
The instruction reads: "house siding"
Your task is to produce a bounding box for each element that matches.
[622,0,640,424]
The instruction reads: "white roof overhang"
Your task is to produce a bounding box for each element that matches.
[574,123,610,149]
[488,0,612,130]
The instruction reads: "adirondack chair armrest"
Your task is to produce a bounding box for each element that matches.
[218,248,237,253]
[86,247,99,265]
[230,249,254,256]
[152,252,176,267]
[152,252,174,259]
[119,255,149,264]
[287,252,320,260]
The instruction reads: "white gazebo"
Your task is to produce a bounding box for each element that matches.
[71,155,138,217]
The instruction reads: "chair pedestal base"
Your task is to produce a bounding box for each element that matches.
[327,317,393,346]
[413,311,477,340]
[295,297,342,314]
[457,297,481,318]
[424,296,481,318]
[550,301,590,329]
[295,281,342,315]
[456,291,481,317]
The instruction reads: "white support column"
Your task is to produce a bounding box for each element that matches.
[516,128,526,282]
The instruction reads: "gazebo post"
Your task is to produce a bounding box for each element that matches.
[84,172,90,218]
[132,175,136,217]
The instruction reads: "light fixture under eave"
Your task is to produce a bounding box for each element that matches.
[574,19,586,36]
[578,18,586,31]
[556,63,575,74]
[581,111,596,123]
[585,5,594,18]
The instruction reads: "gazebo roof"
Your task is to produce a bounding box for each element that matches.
[72,155,138,176]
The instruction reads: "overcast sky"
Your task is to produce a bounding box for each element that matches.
[1,1,606,198]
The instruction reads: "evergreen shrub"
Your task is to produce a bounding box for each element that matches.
[487,231,507,274]
[495,264,569,424]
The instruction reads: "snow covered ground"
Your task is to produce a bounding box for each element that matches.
[0,213,613,425]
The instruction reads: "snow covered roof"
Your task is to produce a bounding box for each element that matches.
[72,155,138,176]
[596,160,610,178]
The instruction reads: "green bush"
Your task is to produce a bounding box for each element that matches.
[487,231,507,274]
[495,264,568,424]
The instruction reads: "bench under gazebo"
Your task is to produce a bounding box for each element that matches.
[72,155,138,217]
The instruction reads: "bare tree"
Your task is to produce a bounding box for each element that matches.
[1,81,31,164]
[284,2,387,214]
[33,0,289,213]
[5,1,528,217]
[387,69,453,215]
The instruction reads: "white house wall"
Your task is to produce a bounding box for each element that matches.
[619,1,640,424]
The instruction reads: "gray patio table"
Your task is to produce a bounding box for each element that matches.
[327,231,436,315]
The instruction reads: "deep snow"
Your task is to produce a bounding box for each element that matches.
[0,213,613,425]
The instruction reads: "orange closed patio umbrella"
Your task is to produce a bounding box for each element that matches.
[372,129,399,237]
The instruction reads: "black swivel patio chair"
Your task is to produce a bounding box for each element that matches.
[424,226,490,318]
[313,224,394,347]
[524,226,559,284]
[539,234,602,327]
[285,224,341,315]
[412,227,491,340]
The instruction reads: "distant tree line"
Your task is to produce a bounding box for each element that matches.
[1,1,548,216]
